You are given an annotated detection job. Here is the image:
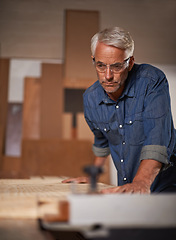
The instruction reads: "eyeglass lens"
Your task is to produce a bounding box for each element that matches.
[95,58,129,73]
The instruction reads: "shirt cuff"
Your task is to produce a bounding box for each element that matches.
[92,145,110,157]
[140,145,169,165]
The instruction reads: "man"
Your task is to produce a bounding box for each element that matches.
[63,27,176,193]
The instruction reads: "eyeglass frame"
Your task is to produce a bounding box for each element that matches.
[92,57,131,73]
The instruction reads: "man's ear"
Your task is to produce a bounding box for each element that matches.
[91,56,95,64]
[128,56,134,71]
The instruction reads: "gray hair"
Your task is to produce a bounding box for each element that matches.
[91,27,134,58]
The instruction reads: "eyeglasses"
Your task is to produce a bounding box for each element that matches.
[93,57,130,73]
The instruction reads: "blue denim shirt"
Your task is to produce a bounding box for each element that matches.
[83,64,176,192]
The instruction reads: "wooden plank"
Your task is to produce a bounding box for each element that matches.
[22,77,41,139]
[21,138,111,184]
[62,113,72,139]
[64,10,99,88]
[0,59,9,166]
[21,139,94,178]
[0,177,111,219]
[0,156,21,178]
[40,64,63,138]
[77,113,94,142]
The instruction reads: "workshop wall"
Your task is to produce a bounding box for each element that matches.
[1,0,176,113]
[0,0,176,64]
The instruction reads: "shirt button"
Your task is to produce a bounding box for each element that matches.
[116,105,119,109]
[119,124,123,128]
[129,120,133,124]
[104,128,107,132]
[122,141,126,145]
[123,177,127,181]
[121,159,124,162]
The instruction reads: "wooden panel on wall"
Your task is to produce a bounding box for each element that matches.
[62,113,72,139]
[77,112,94,142]
[64,10,99,88]
[0,59,9,167]
[21,139,94,178]
[40,64,63,138]
[0,156,21,178]
[5,103,23,156]
[22,77,41,139]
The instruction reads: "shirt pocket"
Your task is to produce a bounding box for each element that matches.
[125,112,145,145]
[92,121,122,145]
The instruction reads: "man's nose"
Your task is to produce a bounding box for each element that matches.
[105,66,113,80]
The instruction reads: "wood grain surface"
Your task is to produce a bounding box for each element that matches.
[0,177,111,219]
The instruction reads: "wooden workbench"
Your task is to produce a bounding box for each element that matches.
[0,177,112,240]
[1,178,175,240]
[0,177,111,219]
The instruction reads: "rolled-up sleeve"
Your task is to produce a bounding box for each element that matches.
[92,145,110,157]
[140,145,169,164]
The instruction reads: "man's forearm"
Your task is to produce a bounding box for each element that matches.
[132,159,162,187]
[94,156,108,167]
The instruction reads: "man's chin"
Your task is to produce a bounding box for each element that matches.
[103,85,120,93]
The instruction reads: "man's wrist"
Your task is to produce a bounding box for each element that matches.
[132,159,162,188]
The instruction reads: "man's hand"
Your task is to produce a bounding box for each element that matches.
[62,176,89,184]
[101,181,151,194]
[101,159,162,194]
[62,157,107,184]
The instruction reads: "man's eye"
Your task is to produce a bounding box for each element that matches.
[97,63,105,68]
[113,64,121,70]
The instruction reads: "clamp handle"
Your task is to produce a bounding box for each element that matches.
[84,165,103,192]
